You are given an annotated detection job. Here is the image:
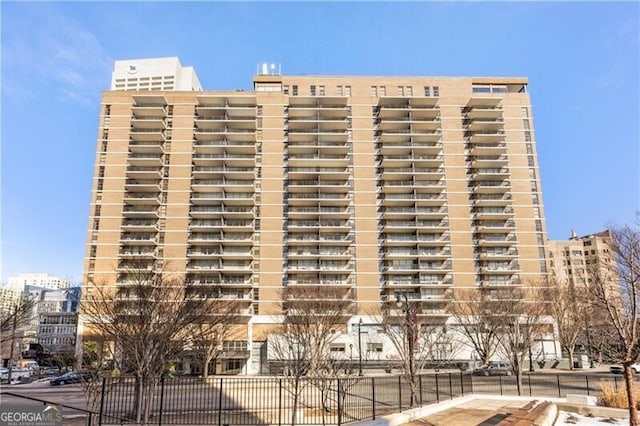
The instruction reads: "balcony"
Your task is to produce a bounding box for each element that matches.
[192,153,255,167]
[129,127,165,142]
[120,233,157,245]
[123,193,160,205]
[122,219,158,232]
[466,130,506,144]
[131,115,165,130]
[128,153,164,167]
[122,206,159,218]
[469,155,509,168]
[125,179,161,192]
[120,249,156,259]
[192,166,255,179]
[126,166,163,180]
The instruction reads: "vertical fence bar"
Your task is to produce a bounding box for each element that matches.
[371,377,376,420]
[448,373,453,400]
[398,375,402,412]
[278,378,282,426]
[614,376,619,391]
[435,374,440,403]
[337,378,342,426]
[460,372,464,395]
[158,377,165,426]
[217,378,223,426]
[586,375,590,396]
[499,374,503,395]
[528,374,532,397]
[419,375,423,405]
[98,377,106,426]
[557,374,562,398]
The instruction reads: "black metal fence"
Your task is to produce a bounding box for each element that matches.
[6,372,628,425]
[97,373,472,425]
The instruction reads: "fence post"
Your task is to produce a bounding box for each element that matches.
[448,373,453,400]
[435,374,440,403]
[98,377,106,426]
[371,377,376,420]
[586,375,590,396]
[278,378,282,426]
[528,374,532,397]
[218,378,223,426]
[337,377,342,426]
[499,374,503,395]
[419,375,423,405]
[614,376,619,392]
[469,372,474,394]
[398,375,402,411]
[557,374,561,398]
[460,372,464,395]
[158,376,165,426]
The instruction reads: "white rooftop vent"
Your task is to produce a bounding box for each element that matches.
[257,62,281,76]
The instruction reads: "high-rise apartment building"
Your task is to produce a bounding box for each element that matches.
[8,273,71,291]
[83,61,549,373]
[548,229,615,288]
[111,57,202,92]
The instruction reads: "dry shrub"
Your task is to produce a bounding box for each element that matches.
[598,381,640,409]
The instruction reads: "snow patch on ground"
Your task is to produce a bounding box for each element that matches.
[555,410,628,425]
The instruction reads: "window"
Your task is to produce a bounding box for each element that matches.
[397,86,404,96]
[336,85,343,96]
[424,86,430,97]
[433,86,440,97]
[330,344,345,352]
[345,85,352,96]
[406,86,413,96]
[319,85,325,96]
[310,85,316,96]
[371,86,377,97]
[292,85,298,96]
[283,85,289,95]
[379,86,386,96]
[367,343,383,353]
[472,86,491,93]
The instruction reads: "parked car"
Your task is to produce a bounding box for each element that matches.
[473,362,513,376]
[41,367,61,376]
[49,372,92,386]
[610,363,640,374]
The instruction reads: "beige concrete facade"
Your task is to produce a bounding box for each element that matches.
[548,229,615,288]
[84,72,550,373]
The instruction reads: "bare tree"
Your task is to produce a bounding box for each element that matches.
[187,300,240,377]
[379,294,455,407]
[81,266,234,423]
[587,225,640,425]
[1,295,35,383]
[548,277,590,370]
[493,286,549,396]
[268,286,353,425]
[450,288,502,366]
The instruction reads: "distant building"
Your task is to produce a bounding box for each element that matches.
[36,288,81,356]
[8,273,70,291]
[548,229,615,288]
[111,57,202,91]
[0,285,23,315]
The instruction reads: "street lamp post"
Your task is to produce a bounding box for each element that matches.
[396,293,415,405]
[358,319,363,376]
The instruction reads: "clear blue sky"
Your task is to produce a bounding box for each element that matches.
[1,2,638,283]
